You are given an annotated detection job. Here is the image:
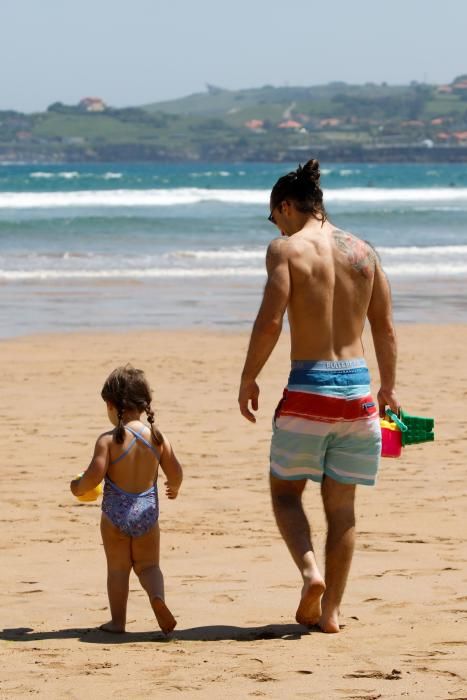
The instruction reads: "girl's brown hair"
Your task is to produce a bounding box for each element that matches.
[270,158,327,222]
[101,365,163,445]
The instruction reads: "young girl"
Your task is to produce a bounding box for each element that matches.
[70,364,183,635]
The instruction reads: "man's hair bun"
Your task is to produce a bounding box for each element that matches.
[296,159,320,185]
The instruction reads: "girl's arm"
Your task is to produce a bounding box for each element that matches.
[159,435,183,500]
[70,434,110,497]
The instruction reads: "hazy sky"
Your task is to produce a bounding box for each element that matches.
[1,0,466,113]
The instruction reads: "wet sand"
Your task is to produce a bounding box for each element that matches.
[1,325,466,698]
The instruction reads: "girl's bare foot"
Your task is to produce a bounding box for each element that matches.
[295,576,326,627]
[99,621,125,634]
[151,597,177,635]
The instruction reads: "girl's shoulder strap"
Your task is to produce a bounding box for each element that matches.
[126,425,161,458]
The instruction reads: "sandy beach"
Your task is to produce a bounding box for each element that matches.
[1,324,466,699]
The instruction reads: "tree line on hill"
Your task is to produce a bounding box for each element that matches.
[0,77,466,162]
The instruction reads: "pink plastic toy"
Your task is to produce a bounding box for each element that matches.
[380,418,403,457]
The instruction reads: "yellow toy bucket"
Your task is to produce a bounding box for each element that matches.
[75,473,103,502]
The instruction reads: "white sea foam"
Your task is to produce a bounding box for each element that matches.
[0,267,266,281]
[172,245,467,262]
[325,188,467,203]
[2,245,465,272]
[2,258,467,281]
[339,169,361,176]
[0,188,267,208]
[172,249,265,260]
[384,263,467,276]
[377,245,467,257]
[2,187,467,209]
[30,171,123,181]
[189,171,232,178]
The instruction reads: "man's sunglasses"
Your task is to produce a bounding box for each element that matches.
[268,202,282,225]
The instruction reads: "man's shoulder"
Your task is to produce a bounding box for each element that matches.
[332,227,376,253]
[266,236,292,259]
[331,228,379,277]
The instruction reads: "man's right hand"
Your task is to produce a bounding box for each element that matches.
[238,378,259,423]
[377,387,400,418]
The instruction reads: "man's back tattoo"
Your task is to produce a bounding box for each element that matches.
[332,229,376,279]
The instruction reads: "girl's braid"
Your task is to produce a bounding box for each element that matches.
[145,403,163,445]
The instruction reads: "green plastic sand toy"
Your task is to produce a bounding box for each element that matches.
[385,409,435,447]
[399,410,435,446]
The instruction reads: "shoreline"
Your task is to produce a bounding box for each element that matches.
[2,273,467,339]
[1,318,467,343]
[2,147,467,165]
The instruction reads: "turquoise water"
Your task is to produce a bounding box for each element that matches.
[1,162,466,336]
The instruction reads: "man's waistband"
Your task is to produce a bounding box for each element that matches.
[291,358,368,371]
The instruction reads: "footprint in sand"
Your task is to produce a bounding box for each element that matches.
[344,669,402,681]
[244,672,277,683]
[211,594,235,603]
[416,666,462,679]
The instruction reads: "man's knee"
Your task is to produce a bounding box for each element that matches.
[270,475,306,508]
[321,477,356,523]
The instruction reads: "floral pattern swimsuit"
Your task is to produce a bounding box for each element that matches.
[102,426,160,537]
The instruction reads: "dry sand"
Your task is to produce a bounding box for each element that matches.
[1,325,466,699]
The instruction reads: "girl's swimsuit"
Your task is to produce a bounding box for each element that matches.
[102,425,160,537]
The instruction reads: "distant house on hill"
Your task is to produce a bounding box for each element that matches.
[437,85,453,94]
[319,118,341,127]
[278,119,302,129]
[79,97,107,112]
[244,119,264,131]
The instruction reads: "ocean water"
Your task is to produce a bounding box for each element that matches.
[0,162,466,337]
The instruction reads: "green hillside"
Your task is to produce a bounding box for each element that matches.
[1,78,466,162]
[143,81,467,124]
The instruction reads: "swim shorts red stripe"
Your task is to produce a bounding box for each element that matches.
[276,389,377,423]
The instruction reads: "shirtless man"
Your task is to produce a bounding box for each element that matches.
[238,160,399,633]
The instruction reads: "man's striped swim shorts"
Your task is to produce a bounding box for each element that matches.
[270,359,381,486]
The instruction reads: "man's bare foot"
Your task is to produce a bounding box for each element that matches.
[99,621,125,634]
[295,577,326,627]
[318,608,340,633]
[152,597,177,635]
